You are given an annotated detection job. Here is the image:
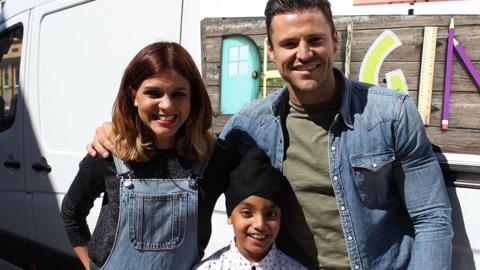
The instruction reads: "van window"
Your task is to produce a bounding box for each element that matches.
[0,26,22,132]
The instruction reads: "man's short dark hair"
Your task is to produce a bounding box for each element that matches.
[264,0,336,46]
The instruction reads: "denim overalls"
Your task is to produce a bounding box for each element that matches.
[93,149,213,270]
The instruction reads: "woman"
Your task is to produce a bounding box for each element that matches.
[60,42,239,270]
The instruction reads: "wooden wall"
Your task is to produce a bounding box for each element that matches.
[201,15,480,155]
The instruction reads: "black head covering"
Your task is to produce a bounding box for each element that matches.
[225,148,288,216]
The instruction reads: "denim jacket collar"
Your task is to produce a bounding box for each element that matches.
[270,68,353,129]
[335,68,354,129]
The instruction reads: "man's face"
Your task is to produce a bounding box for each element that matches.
[267,8,338,104]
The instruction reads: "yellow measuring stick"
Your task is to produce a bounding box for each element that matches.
[417,27,438,125]
[263,38,281,97]
[345,22,353,78]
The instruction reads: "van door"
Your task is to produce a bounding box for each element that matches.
[0,10,31,265]
[25,0,183,256]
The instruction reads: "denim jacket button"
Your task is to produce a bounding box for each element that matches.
[123,179,133,188]
[331,146,336,151]
[341,206,346,211]
[333,176,338,181]
[354,265,360,269]
[372,163,377,168]
[348,235,353,241]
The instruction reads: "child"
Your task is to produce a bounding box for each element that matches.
[195,148,307,270]
[60,42,239,270]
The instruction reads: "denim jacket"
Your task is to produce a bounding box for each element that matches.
[219,69,453,270]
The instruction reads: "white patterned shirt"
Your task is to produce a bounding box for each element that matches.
[194,240,307,270]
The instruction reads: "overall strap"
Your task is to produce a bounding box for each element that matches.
[190,138,217,179]
[112,156,133,177]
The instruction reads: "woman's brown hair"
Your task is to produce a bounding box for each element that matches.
[112,42,213,161]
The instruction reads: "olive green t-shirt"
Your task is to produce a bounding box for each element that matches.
[281,97,350,270]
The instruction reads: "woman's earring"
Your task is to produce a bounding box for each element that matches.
[130,86,138,107]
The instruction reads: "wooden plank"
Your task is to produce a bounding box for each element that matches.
[211,114,232,135]
[202,15,480,35]
[429,91,480,129]
[207,85,220,113]
[202,17,266,36]
[205,62,221,86]
[405,91,480,129]
[427,127,480,155]
[202,15,480,36]
[333,15,480,30]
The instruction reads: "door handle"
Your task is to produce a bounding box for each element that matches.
[32,163,51,173]
[32,158,51,173]
[4,160,21,169]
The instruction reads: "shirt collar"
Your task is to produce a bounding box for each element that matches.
[229,239,279,268]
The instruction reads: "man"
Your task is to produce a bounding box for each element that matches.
[89,0,453,269]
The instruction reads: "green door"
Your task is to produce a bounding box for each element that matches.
[220,36,260,114]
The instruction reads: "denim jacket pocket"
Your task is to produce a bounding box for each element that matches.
[350,151,395,207]
[128,191,188,250]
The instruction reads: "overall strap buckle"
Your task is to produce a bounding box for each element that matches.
[113,156,134,189]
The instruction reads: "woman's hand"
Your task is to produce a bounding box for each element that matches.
[73,243,91,270]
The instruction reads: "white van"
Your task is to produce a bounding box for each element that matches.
[0,0,236,268]
[0,0,479,269]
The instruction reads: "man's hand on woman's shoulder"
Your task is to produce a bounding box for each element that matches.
[86,122,115,158]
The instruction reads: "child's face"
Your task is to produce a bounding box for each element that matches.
[227,195,281,262]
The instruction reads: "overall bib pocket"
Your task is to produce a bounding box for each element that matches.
[128,191,188,250]
[350,151,395,207]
